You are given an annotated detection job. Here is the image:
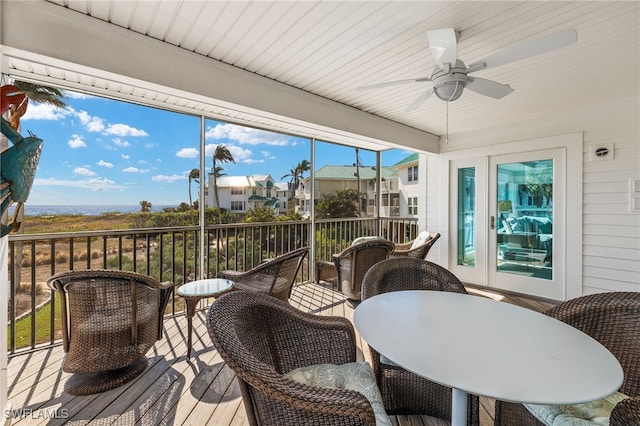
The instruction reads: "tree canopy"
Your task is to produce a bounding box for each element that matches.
[315,189,361,218]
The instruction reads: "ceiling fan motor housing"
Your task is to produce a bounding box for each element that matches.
[431,60,468,101]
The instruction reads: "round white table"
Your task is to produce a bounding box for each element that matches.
[177,278,234,359]
[353,290,623,426]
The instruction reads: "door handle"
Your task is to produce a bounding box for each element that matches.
[490,216,495,230]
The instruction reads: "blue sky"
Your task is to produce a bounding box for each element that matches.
[17,89,412,207]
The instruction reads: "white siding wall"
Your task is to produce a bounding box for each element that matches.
[582,111,640,294]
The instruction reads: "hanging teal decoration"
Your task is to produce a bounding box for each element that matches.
[1,85,44,237]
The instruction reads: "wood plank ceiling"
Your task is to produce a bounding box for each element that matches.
[5,1,640,148]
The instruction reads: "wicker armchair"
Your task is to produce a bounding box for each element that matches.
[47,269,174,395]
[207,290,381,425]
[335,240,395,302]
[494,291,640,426]
[217,247,308,301]
[361,257,480,425]
[316,239,394,303]
[390,232,440,259]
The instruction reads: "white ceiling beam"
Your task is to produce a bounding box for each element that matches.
[0,0,439,153]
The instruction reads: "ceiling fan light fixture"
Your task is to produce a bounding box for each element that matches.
[433,80,466,101]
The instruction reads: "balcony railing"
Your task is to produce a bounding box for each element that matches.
[6,216,418,356]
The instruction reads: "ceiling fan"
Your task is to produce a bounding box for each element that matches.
[358,28,578,111]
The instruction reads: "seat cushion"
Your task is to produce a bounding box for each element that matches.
[286,361,392,426]
[410,231,431,250]
[352,236,385,246]
[524,392,628,426]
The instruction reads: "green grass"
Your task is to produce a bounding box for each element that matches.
[10,300,62,350]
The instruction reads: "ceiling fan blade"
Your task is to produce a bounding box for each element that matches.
[466,77,514,99]
[428,28,458,68]
[357,77,431,91]
[467,29,578,73]
[405,89,434,112]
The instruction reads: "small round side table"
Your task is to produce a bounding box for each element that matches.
[177,278,234,359]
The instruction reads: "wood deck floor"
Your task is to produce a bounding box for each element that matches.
[7,282,554,426]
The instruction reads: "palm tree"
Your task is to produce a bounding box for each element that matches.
[139,200,152,213]
[281,159,310,206]
[188,168,199,208]
[212,144,235,211]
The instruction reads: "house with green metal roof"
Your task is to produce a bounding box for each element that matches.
[297,164,399,217]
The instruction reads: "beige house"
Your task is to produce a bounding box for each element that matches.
[297,165,398,217]
[390,153,420,218]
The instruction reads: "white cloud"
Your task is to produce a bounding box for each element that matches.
[34,177,125,191]
[121,154,130,160]
[261,150,276,160]
[112,138,131,147]
[97,160,113,168]
[76,110,105,132]
[68,135,87,148]
[244,159,265,164]
[176,147,198,158]
[152,174,183,183]
[206,123,290,146]
[72,109,147,137]
[21,104,70,121]
[74,167,97,177]
[105,123,148,137]
[123,167,149,173]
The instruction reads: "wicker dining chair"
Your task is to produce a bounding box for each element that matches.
[494,291,640,426]
[207,290,384,426]
[361,257,480,425]
[217,246,308,301]
[48,269,174,395]
[390,232,440,259]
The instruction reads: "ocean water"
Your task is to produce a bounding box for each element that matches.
[6,204,175,216]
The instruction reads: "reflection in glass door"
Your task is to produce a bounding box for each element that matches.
[489,148,565,300]
[495,160,553,280]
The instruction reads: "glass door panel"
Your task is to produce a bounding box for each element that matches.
[496,159,553,280]
[489,148,565,300]
[450,158,486,285]
[458,167,476,267]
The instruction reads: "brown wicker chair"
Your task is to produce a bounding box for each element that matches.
[610,396,640,426]
[494,291,640,426]
[47,269,174,395]
[361,257,480,425]
[217,246,308,301]
[315,239,394,303]
[206,290,381,425]
[390,232,440,259]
